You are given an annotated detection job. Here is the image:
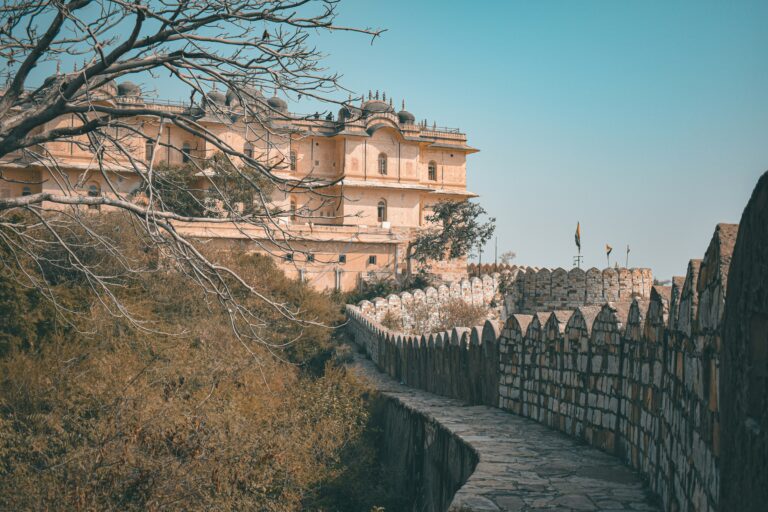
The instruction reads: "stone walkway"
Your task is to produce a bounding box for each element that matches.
[351,355,661,512]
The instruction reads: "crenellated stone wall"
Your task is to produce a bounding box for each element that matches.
[497,265,654,314]
[719,172,768,512]
[348,172,768,512]
[346,306,501,407]
[497,224,735,512]
[356,274,502,332]
[347,225,748,511]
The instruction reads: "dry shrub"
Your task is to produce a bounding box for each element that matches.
[0,214,399,511]
[380,309,402,332]
[409,298,488,334]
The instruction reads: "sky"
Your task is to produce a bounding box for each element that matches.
[25,0,767,280]
[304,0,768,280]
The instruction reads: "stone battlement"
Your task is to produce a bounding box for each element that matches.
[348,171,768,512]
[356,274,501,331]
[346,222,745,512]
[493,264,653,314]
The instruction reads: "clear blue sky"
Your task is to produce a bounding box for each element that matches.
[307,0,767,280]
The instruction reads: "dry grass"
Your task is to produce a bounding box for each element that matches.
[0,213,399,511]
[381,298,489,335]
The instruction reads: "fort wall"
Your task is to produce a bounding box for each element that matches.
[487,264,654,314]
[356,274,501,332]
[346,223,746,511]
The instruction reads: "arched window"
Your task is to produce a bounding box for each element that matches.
[290,151,297,171]
[290,198,297,220]
[428,161,437,181]
[181,142,191,163]
[377,199,387,223]
[145,140,154,163]
[21,186,31,196]
[378,153,387,175]
[243,142,254,159]
[87,183,101,210]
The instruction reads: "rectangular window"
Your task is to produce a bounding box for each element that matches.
[307,253,315,262]
[428,162,437,181]
[145,141,154,163]
[290,151,297,171]
[368,255,377,265]
[339,254,347,264]
[284,253,294,262]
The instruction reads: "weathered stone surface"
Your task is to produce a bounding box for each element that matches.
[351,354,658,512]
[348,173,768,512]
[720,171,768,512]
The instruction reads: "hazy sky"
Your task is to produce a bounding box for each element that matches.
[306,0,767,279]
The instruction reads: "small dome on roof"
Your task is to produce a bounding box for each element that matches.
[398,109,415,124]
[338,104,361,122]
[226,87,264,106]
[117,81,141,97]
[267,95,288,112]
[397,100,414,124]
[205,90,227,106]
[362,99,394,116]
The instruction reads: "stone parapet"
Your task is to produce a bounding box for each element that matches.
[497,225,735,512]
[356,274,501,332]
[348,171,768,512]
[498,265,653,314]
[348,222,749,512]
[351,353,658,512]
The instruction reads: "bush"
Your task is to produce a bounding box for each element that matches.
[409,298,489,334]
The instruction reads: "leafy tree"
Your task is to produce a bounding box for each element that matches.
[405,200,495,278]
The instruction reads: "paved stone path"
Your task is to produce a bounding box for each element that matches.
[351,355,661,512]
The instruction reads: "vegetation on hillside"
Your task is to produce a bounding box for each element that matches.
[0,212,403,511]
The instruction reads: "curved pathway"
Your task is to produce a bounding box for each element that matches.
[352,354,660,512]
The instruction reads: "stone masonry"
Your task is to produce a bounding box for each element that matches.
[346,171,768,511]
[352,352,659,512]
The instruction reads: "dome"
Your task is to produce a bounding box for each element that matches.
[398,109,415,124]
[117,81,141,97]
[226,86,264,106]
[205,90,227,106]
[338,104,361,121]
[267,95,288,112]
[362,99,394,116]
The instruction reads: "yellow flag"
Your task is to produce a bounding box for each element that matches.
[574,222,581,250]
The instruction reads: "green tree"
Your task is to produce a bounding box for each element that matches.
[405,200,495,278]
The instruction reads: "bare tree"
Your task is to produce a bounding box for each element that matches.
[500,250,516,265]
[0,0,381,348]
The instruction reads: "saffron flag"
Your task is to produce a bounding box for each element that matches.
[606,244,613,256]
[575,222,581,251]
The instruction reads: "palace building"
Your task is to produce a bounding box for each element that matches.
[0,84,479,291]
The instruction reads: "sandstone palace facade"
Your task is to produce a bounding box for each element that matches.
[0,84,478,291]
